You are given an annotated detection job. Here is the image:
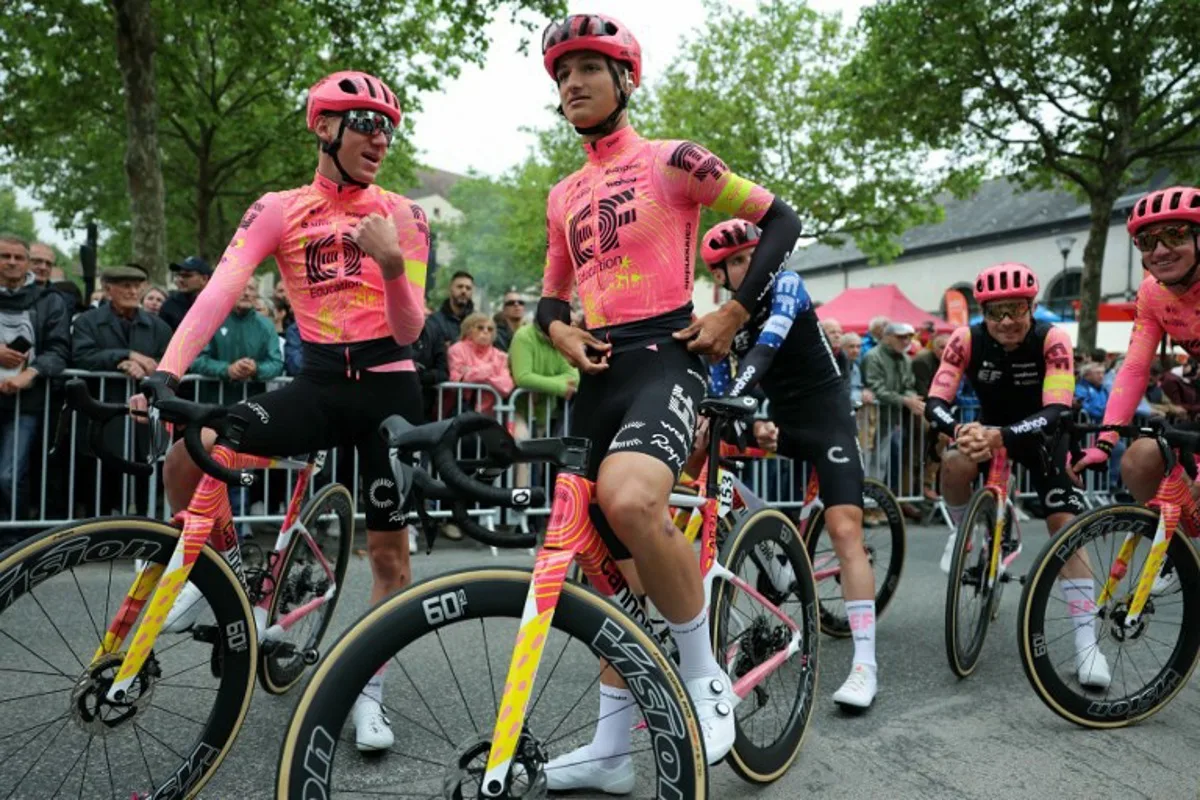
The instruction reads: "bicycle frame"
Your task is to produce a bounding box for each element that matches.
[980,448,1022,591]
[1100,460,1200,626]
[479,469,805,792]
[93,446,339,702]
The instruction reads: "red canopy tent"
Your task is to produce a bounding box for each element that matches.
[815,285,955,334]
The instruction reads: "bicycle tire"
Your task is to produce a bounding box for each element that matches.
[276,567,707,799]
[1018,505,1200,728]
[804,477,906,637]
[944,488,1000,678]
[260,482,355,695]
[713,508,820,785]
[0,517,256,800]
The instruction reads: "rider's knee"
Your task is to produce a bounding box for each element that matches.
[367,534,409,576]
[940,450,977,488]
[597,473,666,541]
[823,506,863,544]
[1121,438,1164,487]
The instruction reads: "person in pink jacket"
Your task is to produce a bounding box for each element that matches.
[447,311,514,414]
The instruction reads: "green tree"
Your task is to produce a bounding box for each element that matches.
[0,188,39,243]
[640,0,979,268]
[847,0,1200,352]
[0,0,565,284]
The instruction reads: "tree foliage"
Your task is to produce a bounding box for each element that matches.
[0,0,564,283]
[847,0,1200,351]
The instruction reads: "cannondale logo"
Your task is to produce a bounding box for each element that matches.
[827,446,850,464]
[568,190,637,268]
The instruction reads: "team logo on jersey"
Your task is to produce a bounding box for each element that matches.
[667,142,727,182]
[304,233,365,284]
[1045,340,1071,370]
[568,189,637,268]
[238,201,265,230]
[943,336,968,368]
[411,205,431,248]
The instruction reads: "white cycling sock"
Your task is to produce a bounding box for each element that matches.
[845,599,877,668]
[588,685,635,762]
[668,607,722,682]
[1059,578,1098,653]
[361,672,384,705]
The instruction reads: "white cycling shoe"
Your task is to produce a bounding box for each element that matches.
[544,746,635,795]
[832,663,877,709]
[1076,649,1112,690]
[939,532,956,574]
[352,696,394,752]
[686,671,737,764]
[1152,570,1179,596]
[162,582,209,633]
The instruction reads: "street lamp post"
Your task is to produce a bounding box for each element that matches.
[1055,235,1077,318]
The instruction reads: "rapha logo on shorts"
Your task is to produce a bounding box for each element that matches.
[369,478,397,509]
[650,433,683,467]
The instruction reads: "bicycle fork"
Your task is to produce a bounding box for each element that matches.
[1101,502,1179,628]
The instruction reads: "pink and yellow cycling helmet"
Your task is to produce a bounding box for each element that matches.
[701,220,761,267]
[974,262,1039,304]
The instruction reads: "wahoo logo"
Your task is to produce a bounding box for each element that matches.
[1009,417,1048,435]
[731,365,757,397]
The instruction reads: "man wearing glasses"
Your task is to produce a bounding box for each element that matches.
[925,263,1110,689]
[133,70,430,752]
[492,289,526,352]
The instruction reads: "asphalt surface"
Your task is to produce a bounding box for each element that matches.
[2,522,1198,799]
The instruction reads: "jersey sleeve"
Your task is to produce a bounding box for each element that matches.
[541,185,574,302]
[727,271,810,398]
[382,198,431,346]
[159,194,284,378]
[655,140,775,223]
[1101,283,1164,443]
[709,357,732,396]
[1041,326,1075,406]
[924,326,969,435]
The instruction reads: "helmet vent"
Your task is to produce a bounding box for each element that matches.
[338,78,358,94]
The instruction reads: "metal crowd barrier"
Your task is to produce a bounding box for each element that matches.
[0,369,1130,535]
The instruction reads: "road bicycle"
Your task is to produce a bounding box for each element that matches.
[944,447,1026,677]
[277,396,821,799]
[0,379,355,799]
[1018,419,1200,728]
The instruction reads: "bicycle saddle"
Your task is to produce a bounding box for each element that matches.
[699,395,759,420]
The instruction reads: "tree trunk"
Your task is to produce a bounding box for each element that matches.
[110,0,166,285]
[1076,187,1120,355]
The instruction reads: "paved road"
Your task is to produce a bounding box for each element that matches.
[3,523,1199,799]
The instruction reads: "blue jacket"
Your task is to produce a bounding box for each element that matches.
[1075,381,1110,420]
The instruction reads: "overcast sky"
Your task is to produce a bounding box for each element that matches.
[20,0,871,252]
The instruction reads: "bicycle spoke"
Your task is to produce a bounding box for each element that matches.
[0,686,73,706]
[434,628,478,733]
[102,735,115,800]
[77,735,94,800]
[134,721,187,762]
[526,632,573,721]
[148,702,208,728]
[26,586,87,673]
[0,666,72,681]
[0,712,69,746]
[393,657,453,745]
[49,729,91,799]
[129,724,159,795]
[539,659,601,745]
[480,617,498,718]
[3,709,70,800]
[69,568,104,649]
[0,629,73,681]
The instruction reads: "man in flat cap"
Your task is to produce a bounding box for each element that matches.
[863,321,925,518]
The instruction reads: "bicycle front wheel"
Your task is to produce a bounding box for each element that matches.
[1018,505,1200,728]
[805,477,906,637]
[276,567,707,799]
[0,518,256,800]
[944,488,1002,677]
[260,482,354,695]
[714,508,820,784]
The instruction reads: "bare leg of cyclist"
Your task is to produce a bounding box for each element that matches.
[825,505,879,708]
[546,452,735,791]
[937,450,976,574]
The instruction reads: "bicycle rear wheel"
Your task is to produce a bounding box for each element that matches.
[276,567,707,799]
[944,488,1002,677]
[260,482,355,695]
[1018,505,1200,728]
[0,518,256,800]
[713,508,820,784]
[805,477,906,637]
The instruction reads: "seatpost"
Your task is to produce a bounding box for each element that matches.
[705,415,724,498]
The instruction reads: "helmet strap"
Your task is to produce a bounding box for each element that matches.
[557,59,630,137]
[320,117,369,189]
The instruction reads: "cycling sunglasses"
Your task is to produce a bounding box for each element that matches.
[340,109,395,142]
[982,301,1032,322]
[1133,223,1195,253]
[542,15,613,54]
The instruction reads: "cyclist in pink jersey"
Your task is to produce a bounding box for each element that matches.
[1071,186,1200,596]
[137,70,428,752]
[534,14,803,792]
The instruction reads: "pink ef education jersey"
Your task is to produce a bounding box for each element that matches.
[161,171,429,377]
[543,126,776,330]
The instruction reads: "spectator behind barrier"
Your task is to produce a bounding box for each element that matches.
[508,320,579,433]
[1074,362,1110,419]
[142,286,167,315]
[863,321,924,519]
[412,317,449,421]
[1161,358,1200,420]
[188,282,283,404]
[912,332,950,399]
[819,318,848,377]
[28,242,55,287]
[426,270,475,349]
[447,311,514,416]
[0,234,70,525]
[159,255,212,330]
[842,332,873,408]
[493,289,527,352]
[859,315,889,365]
